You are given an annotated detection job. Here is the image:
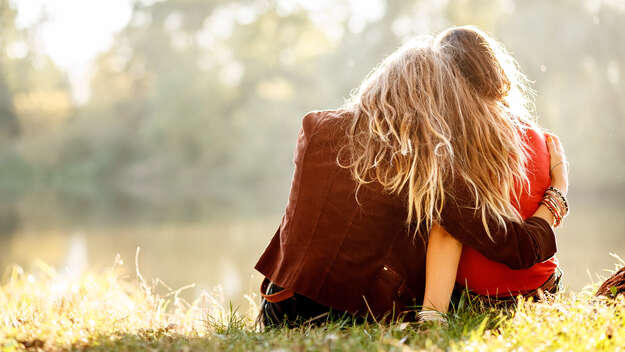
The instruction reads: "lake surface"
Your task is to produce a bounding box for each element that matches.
[1,190,623,307]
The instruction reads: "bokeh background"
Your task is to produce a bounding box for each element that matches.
[0,0,624,304]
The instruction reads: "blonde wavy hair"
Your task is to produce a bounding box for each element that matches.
[340,26,535,238]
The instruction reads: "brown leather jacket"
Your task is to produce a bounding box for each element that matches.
[255,110,556,318]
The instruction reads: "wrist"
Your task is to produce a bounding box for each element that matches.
[541,187,570,228]
[550,180,568,195]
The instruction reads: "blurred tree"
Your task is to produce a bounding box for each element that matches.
[0,0,72,139]
[0,0,21,143]
[1,0,624,217]
[496,0,625,194]
[0,70,18,143]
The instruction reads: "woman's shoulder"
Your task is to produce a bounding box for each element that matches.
[300,109,353,141]
[518,122,547,155]
[511,116,547,153]
[302,109,353,127]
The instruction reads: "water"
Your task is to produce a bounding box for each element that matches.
[0,190,278,306]
[1,190,623,306]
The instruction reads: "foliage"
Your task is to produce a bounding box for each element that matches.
[1,0,624,212]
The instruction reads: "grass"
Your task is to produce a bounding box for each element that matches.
[1,253,624,351]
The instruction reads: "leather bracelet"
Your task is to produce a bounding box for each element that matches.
[541,200,557,227]
[546,190,569,216]
[542,197,562,227]
[547,186,569,213]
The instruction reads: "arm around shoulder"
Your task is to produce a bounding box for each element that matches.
[439,182,557,270]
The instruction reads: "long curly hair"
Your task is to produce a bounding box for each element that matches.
[340,26,535,238]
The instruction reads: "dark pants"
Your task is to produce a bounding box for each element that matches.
[258,281,351,328]
[259,268,562,327]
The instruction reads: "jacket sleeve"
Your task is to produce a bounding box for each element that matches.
[439,179,557,270]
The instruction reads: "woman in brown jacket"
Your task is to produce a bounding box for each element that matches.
[255,32,568,327]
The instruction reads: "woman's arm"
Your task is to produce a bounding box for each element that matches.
[534,133,569,223]
[439,133,568,269]
[422,224,462,314]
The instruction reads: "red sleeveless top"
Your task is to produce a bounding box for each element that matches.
[455,125,558,296]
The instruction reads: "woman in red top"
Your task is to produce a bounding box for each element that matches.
[256,26,570,327]
[420,27,569,323]
[455,125,559,297]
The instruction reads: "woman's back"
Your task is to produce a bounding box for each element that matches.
[455,125,558,296]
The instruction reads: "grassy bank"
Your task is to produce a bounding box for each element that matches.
[1,256,624,351]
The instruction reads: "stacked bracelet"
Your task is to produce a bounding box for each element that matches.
[540,186,569,228]
[546,186,569,214]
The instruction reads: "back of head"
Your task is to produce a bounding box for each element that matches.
[434,25,533,117]
[434,26,511,101]
[341,28,535,237]
[340,37,456,235]
[433,26,535,234]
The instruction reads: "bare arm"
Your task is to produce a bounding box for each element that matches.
[419,134,569,321]
[422,224,463,314]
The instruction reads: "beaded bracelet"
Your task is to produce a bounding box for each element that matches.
[541,196,562,227]
[545,191,568,218]
[548,196,564,227]
[546,186,569,215]
[541,189,569,227]
[541,198,556,227]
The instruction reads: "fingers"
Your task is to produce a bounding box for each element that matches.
[546,133,565,159]
[551,134,564,154]
[545,133,558,155]
[546,133,569,182]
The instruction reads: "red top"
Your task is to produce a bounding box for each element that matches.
[455,125,558,296]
